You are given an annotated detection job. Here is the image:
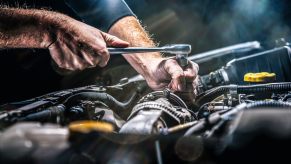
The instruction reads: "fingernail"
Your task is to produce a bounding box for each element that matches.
[177,85,181,91]
[178,84,183,91]
[99,62,106,67]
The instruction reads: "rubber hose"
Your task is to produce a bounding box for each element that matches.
[19,105,65,122]
[186,101,291,136]
[64,91,138,110]
[224,101,291,119]
[196,82,291,105]
[245,101,291,109]
[238,82,291,94]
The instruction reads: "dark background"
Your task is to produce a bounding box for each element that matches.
[126,0,291,53]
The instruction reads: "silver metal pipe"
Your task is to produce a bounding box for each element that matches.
[155,140,163,164]
[108,44,191,55]
[188,41,261,62]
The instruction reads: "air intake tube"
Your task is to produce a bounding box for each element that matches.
[198,46,291,91]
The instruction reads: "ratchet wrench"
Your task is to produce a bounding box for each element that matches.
[107,44,191,68]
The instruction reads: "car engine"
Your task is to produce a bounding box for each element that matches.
[1,41,291,164]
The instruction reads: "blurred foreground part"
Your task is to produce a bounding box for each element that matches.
[3,109,291,164]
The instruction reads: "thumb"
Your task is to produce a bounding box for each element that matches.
[164,59,186,91]
[101,32,129,47]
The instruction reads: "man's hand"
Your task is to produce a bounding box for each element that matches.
[0,8,129,71]
[144,58,199,92]
[48,17,129,71]
[109,16,199,95]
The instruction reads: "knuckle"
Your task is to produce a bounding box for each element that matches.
[172,71,184,79]
[192,62,199,71]
[107,36,117,42]
[188,74,195,79]
[75,64,85,71]
[60,65,74,71]
[58,64,66,69]
[67,64,76,71]
[165,58,177,65]
[57,63,67,69]
[98,61,107,67]
[92,57,101,65]
[98,47,110,58]
[86,58,96,67]
[79,66,86,71]
[104,55,110,63]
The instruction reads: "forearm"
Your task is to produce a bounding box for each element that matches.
[108,16,162,77]
[0,8,65,49]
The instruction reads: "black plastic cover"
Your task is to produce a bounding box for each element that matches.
[224,46,291,84]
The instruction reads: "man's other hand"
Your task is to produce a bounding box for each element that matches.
[48,17,129,71]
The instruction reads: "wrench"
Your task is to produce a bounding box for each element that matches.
[108,44,191,68]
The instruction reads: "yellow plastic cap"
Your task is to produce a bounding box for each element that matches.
[244,72,276,83]
[69,120,114,133]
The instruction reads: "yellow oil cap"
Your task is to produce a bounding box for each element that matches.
[244,72,276,83]
[69,120,114,133]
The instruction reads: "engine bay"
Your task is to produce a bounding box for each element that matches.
[1,42,291,164]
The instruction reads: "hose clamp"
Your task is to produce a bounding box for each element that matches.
[229,84,238,95]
